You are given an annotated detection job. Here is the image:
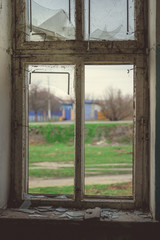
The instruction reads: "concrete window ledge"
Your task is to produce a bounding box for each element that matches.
[0,208,153,222]
[0,209,159,240]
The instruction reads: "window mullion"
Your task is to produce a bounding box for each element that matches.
[75,62,85,202]
[76,0,84,40]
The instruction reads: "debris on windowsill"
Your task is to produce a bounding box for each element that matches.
[19,199,31,209]
[28,214,48,218]
[0,208,154,223]
[54,195,68,199]
[52,211,63,216]
[35,206,53,212]
[101,208,124,220]
[24,193,46,199]
[55,207,68,212]
[11,208,36,214]
[84,207,101,220]
[60,211,84,220]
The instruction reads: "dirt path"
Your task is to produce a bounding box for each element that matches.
[29,174,132,188]
[30,162,132,170]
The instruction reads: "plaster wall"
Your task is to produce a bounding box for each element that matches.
[148,0,156,219]
[0,0,11,208]
[149,0,160,220]
[155,0,160,218]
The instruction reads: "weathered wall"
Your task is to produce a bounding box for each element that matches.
[149,0,160,220]
[0,0,11,208]
[148,0,156,219]
[155,0,160,220]
[0,219,160,240]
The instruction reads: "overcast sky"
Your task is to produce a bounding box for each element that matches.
[85,65,133,99]
[29,65,133,100]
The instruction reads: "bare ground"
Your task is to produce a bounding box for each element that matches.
[29,162,132,188]
[30,162,132,169]
[29,174,132,188]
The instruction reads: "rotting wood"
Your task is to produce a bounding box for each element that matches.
[75,61,85,202]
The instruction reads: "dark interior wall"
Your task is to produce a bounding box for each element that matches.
[0,219,160,240]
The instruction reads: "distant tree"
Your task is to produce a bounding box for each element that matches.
[98,87,133,121]
[29,84,61,121]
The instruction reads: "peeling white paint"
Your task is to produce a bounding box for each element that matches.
[0,0,11,209]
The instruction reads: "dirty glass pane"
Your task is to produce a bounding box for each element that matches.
[84,0,134,41]
[28,65,75,197]
[26,0,75,41]
[84,65,133,196]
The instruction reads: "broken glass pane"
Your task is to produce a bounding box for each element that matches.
[27,65,75,196]
[84,0,134,41]
[26,0,75,41]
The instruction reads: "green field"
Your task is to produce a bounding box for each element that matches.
[29,123,133,196]
[29,143,132,164]
[29,182,132,196]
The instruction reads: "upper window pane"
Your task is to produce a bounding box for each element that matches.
[26,0,75,41]
[84,0,134,41]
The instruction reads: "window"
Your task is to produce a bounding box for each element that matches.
[12,0,148,209]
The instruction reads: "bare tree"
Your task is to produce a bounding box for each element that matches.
[29,84,61,121]
[98,88,133,121]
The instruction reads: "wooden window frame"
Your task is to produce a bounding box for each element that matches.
[11,0,149,210]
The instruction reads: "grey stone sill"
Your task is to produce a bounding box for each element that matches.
[0,208,155,223]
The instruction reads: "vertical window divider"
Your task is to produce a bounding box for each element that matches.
[88,0,91,39]
[69,0,71,22]
[76,0,84,40]
[29,0,32,33]
[127,0,129,34]
[24,67,29,194]
[75,62,85,202]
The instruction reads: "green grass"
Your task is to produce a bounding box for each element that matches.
[85,182,132,196]
[29,124,75,144]
[86,169,132,175]
[29,143,132,164]
[29,167,74,178]
[29,167,131,178]
[29,185,74,195]
[29,143,132,178]
[85,145,132,164]
[29,182,132,196]
[28,123,133,197]
[29,122,133,144]
[29,143,74,163]
[85,164,132,169]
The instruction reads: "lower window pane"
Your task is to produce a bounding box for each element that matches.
[28,65,75,196]
[84,65,133,197]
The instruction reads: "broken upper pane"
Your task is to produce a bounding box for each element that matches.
[84,0,134,41]
[26,0,75,41]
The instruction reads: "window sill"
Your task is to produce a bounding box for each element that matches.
[0,208,154,223]
[0,209,159,240]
